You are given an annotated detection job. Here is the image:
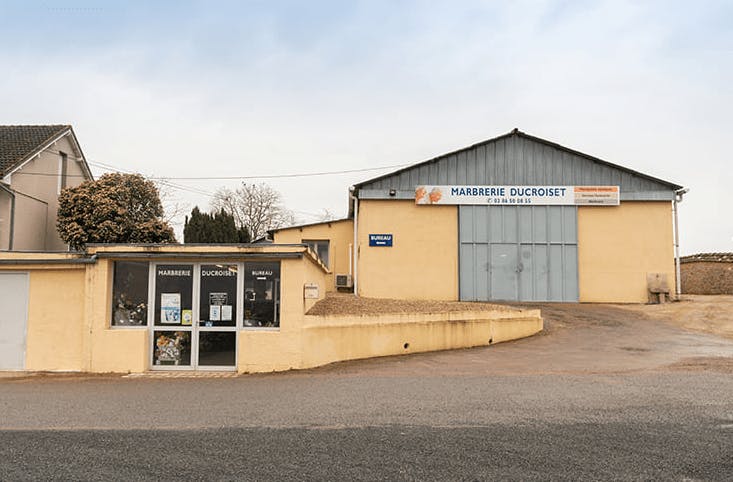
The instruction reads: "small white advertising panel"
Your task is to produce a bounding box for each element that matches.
[415,185,619,206]
[160,293,181,323]
[304,283,320,299]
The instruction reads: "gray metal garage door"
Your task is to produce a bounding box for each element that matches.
[459,205,578,302]
[0,272,29,369]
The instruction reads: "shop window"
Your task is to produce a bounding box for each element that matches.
[304,240,329,267]
[153,330,191,366]
[199,264,237,327]
[154,264,194,326]
[243,261,281,328]
[111,261,149,326]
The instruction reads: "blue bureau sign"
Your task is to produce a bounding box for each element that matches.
[369,234,393,247]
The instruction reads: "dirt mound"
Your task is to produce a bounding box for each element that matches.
[307,292,521,316]
[618,295,733,340]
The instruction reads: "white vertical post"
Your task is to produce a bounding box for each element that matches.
[352,193,359,297]
[348,243,353,275]
[673,198,681,298]
[672,187,689,298]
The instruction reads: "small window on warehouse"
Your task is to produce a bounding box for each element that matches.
[111,261,149,327]
[243,261,281,328]
[304,240,329,267]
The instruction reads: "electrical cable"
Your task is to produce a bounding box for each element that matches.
[12,158,396,220]
[13,161,409,182]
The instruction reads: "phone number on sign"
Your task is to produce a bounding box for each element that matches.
[487,197,533,204]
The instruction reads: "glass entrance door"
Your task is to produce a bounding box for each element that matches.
[197,264,238,369]
[152,264,194,368]
[150,263,238,371]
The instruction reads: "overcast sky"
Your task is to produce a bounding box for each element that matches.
[0,0,730,254]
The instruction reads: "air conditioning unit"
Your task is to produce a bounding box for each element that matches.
[335,274,353,289]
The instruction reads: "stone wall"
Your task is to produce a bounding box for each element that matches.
[681,253,733,294]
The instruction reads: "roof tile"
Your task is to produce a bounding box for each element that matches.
[0,125,70,176]
[680,253,733,263]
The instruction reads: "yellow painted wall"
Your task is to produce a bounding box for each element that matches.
[301,310,542,369]
[578,201,675,303]
[273,219,354,290]
[357,200,458,300]
[238,254,329,373]
[87,258,149,373]
[2,246,544,375]
[24,268,86,371]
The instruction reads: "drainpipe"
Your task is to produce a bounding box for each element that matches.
[0,183,16,250]
[673,187,689,298]
[350,187,359,297]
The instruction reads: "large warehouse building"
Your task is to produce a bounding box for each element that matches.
[274,129,686,303]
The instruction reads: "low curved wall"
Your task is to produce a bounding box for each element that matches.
[300,309,543,370]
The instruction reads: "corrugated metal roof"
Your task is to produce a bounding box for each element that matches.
[354,128,683,192]
[268,218,352,236]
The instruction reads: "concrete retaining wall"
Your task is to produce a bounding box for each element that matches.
[300,309,543,370]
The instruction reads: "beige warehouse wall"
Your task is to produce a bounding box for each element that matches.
[578,201,675,303]
[273,219,354,290]
[357,200,458,300]
[24,268,86,371]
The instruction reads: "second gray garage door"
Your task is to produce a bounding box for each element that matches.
[459,205,578,302]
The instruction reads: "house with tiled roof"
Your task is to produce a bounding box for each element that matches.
[0,125,93,251]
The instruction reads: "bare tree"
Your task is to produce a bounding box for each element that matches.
[154,179,189,226]
[316,208,340,222]
[211,183,296,240]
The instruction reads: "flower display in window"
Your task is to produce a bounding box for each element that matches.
[155,332,190,365]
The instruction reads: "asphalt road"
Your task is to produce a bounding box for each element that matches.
[1,304,732,481]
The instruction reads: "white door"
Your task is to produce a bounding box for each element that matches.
[0,272,29,369]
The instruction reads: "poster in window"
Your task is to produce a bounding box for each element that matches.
[209,305,221,321]
[209,292,228,306]
[161,293,181,323]
[221,305,232,321]
[182,309,193,326]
